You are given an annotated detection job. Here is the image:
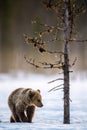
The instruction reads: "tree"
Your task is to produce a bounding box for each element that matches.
[24,0,86,124]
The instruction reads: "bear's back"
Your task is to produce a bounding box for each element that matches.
[8,88,24,106]
[8,88,32,106]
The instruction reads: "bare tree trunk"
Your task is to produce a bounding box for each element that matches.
[63,43,70,124]
[63,0,70,124]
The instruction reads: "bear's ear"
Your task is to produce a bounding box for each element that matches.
[37,89,40,93]
[29,90,35,99]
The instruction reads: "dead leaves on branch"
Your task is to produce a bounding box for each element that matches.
[24,54,76,71]
[23,34,64,54]
[23,34,46,53]
[43,0,86,15]
[24,55,63,69]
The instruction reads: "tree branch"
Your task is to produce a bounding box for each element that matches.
[24,55,64,69]
[69,39,87,43]
[48,84,64,92]
[71,57,77,66]
[24,34,64,54]
[24,56,40,68]
[48,78,64,84]
[53,87,63,91]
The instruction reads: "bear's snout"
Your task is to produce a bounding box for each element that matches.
[41,104,43,107]
[39,103,43,107]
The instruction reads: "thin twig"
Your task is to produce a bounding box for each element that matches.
[24,34,64,55]
[72,57,77,66]
[48,84,64,92]
[53,87,63,91]
[38,22,64,31]
[24,56,63,69]
[46,50,64,54]
[24,56,40,68]
[48,78,64,84]
[69,98,72,102]
[69,39,87,43]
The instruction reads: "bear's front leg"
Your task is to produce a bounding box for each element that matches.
[10,115,20,122]
[10,107,20,122]
[17,110,28,122]
[10,115,15,122]
[26,105,35,123]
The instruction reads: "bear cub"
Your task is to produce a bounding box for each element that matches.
[8,88,43,123]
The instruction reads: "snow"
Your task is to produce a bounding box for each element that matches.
[0,72,87,130]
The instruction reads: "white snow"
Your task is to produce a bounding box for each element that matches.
[0,72,87,130]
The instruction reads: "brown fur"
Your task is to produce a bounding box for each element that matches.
[25,105,36,122]
[8,88,43,123]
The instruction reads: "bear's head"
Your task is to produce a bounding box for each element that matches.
[28,89,43,107]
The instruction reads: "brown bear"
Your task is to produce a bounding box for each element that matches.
[8,88,43,123]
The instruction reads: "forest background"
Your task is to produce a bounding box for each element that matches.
[0,0,87,75]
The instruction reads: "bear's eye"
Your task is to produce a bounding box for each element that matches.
[37,99,40,102]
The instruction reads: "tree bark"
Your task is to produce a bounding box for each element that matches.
[63,0,70,124]
[63,43,70,124]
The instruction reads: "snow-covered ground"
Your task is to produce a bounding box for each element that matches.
[0,72,87,130]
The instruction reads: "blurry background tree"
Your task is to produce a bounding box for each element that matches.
[24,0,87,124]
